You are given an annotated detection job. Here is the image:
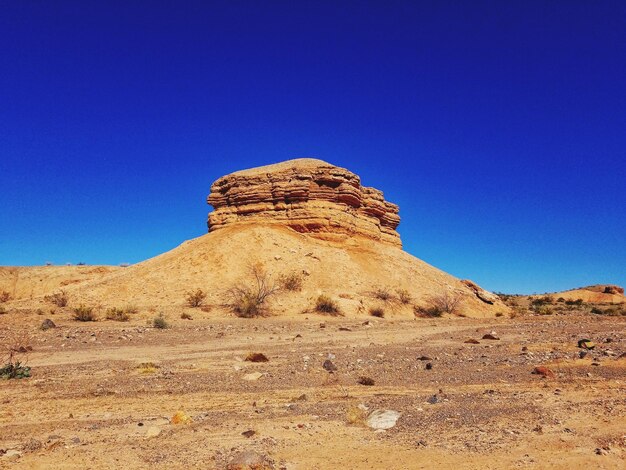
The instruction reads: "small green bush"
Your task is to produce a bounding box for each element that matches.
[2,332,32,379]
[315,295,341,315]
[72,305,97,321]
[152,313,169,329]
[0,362,31,379]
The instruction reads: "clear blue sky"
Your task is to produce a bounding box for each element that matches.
[1,1,624,294]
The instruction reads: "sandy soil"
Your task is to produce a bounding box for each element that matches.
[0,225,510,318]
[1,310,624,469]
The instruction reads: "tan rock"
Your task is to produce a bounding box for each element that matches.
[461,280,499,305]
[207,158,402,247]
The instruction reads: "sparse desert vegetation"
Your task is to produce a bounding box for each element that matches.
[185,288,207,307]
[105,307,131,322]
[314,295,341,315]
[0,332,32,379]
[369,306,385,318]
[372,287,393,302]
[228,265,278,318]
[72,305,97,321]
[44,290,69,307]
[415,291,464,317]
[396,288,412,304]
[152,313,169,329]
[279,271,304,291]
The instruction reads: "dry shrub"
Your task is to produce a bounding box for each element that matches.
[185,289,206,307]
[315,295,341,316]
[228,265,278,318]
[414,304,443,318]
[535,306,553,315]
[372,287,392,302]
[105,307,130,322]
[137,362,159,374]
[72,305,97,321]
[369,306,385,318]
[396,288,412,304]
[509,306,527,319]
[357,376,375,386]
[180,312,193,320]
[0,291,11,303]
[279,272,303,291]
[415,290,464,317]
[45,290,68,307]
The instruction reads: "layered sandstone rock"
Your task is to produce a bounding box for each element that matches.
[207,159,402,246]
[461,279,499,305]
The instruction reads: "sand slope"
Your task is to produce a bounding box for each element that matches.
[0,265,119,302]
[11,224,507,317]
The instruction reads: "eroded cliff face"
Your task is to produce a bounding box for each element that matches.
[207,159,402,246]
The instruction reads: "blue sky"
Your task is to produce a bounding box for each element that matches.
[1,1,624,294]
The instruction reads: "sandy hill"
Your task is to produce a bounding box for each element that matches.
[54,223,506,317]
[545,284,625,304]
[0,265,119,301]
[2,159,509,318]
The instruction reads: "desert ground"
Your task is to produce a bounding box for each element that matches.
[1,160,624,468]
[1,307,624,469]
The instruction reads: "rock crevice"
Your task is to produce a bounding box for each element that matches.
[207,159,401,246]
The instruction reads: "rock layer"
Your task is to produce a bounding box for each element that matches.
[207,159,402,246]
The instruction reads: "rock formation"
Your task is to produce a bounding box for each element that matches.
[461,279,499,305]
[207,158,402,246]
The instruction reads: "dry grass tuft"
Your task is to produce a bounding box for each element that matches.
[45,290,68,307]
[279,272,304,291]
[315,295,341,316]
[369,306,385,318]
[72,305,97,321]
